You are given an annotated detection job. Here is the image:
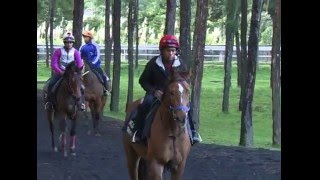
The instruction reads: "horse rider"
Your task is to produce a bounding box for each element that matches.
[45,32,85,110]
[131,34,202,145]
[79,30,110,96]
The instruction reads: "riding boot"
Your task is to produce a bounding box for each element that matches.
[131,106,145,143]
[188,113,202,145]
[102,76,110,96]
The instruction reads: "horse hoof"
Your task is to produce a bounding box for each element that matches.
[87,130,91,135]
[94,132,101,137]
[53,147,58,152]
[64,152,68,157]
[70,149,76,156]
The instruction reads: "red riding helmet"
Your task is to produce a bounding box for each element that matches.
[159,34,180,50]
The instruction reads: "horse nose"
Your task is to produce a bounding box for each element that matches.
[174,111,187,124]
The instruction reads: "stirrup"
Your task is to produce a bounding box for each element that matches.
[192,131,203,143]
[103,89,110,96]
[80,103,86,111]
[45,102,53,110]
[132,130,141,143]
[132,130,137,143]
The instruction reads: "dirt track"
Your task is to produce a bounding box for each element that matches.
[37,90,280,180]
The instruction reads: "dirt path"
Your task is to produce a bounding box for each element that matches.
[37,90,280,180]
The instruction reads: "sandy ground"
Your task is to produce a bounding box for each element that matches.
[37,90,280,180]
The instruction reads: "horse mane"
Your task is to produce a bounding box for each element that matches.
[168,69,191,84]
[64,61,82,77]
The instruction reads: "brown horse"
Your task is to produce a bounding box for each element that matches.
[123,70,192,180]
[82,61,111,136]
[44,61,84,157]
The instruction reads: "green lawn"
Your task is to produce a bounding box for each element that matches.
[37,60,280,150]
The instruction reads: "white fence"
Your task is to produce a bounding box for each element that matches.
[37,45,273,62]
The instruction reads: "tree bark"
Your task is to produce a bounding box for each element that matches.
[45,16,50,68]
[239,0,263,147]
[190,0,208,131]
[239,0,248,111]
[272,0,281,146]
[104,0,112,77]
[222,0,239,113]
[49,0,56,76]
[110,0,121,112]
[72,0,84,50]
[134,0,139,69]
[126,0,135,109]
[179,0,192,68]
[236,29,241,87]
[164,0,176,35]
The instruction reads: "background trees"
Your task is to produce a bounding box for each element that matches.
[37,0,281,148]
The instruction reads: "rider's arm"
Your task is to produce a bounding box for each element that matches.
[74,49,84,69]
[92,42,101,64]
[51,49,64,75]
[139,60,156,93]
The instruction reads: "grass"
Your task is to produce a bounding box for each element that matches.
[37,60,280,150]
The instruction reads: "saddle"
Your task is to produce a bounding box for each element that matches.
[122,99,194,145]
[122,99,160,139]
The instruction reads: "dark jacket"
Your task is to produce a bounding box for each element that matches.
[139,55,182,94]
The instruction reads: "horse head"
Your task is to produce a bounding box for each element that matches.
[164,69,192,127]
[63,61,83,103]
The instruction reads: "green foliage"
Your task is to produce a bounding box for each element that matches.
[37,0,49,27]
[37,0,274,46]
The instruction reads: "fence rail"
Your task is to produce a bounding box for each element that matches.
[37,45,274,62]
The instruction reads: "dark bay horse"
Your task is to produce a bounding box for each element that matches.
[82,61,111,136]
[123,70,192,180]
[44,61,84,157]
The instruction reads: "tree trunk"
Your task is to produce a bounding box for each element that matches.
[179,0,192,68]
[126,0,135,109]
[239,0,263,147]
[236,29,241,87]
[164,0,176,35]
[222,26,234,113]
[134,0,139,69]
[105,0,112,77]
[222,0,239,113]
[110,0,121,112]
[45,17,50,68]
[190,0,208,131]
[239,0,248,111]
[272,0,281,146]
[72,0,84,50]
[49,0,56,77]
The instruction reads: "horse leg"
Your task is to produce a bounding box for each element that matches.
[59,116,68,157]
[148,159,164,180]
[91,102,101,136]
[123,135,140,180]
[46,110,57,152]
[170,161,187,180]
[69,119,77,156]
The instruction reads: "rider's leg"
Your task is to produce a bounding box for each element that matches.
[132,93,155,143]
[45,74,62,109]
[95,67,110,96]
[187,104,202,145]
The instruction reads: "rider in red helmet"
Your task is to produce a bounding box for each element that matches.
[130,34,202,145]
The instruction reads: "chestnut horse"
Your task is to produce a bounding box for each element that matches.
[122,70,192,180]
[44,61,84,157]
[82,61,111,136]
